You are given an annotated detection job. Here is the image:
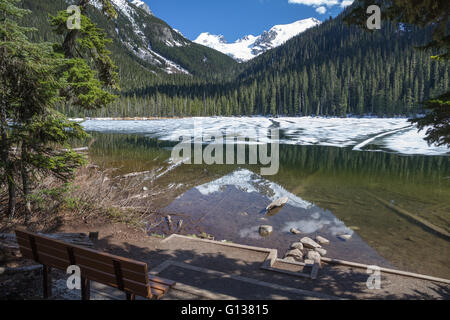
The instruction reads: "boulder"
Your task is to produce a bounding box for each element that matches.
[285,249,303,260]
[283,257,296,263]
[290,242,304,250]
[307,250,321,263]
[259,225,273,237]
[315,236,330,245]
[266,197,289,211]
[315,248,327,256]
[290,228,301,235]
[300,237,322,249]
[304,259,315,266]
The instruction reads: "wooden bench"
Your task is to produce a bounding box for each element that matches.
[15,229,175,300]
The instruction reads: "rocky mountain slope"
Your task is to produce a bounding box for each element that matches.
[23,0,237,79]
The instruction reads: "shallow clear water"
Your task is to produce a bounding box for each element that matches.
[83,117,450,278]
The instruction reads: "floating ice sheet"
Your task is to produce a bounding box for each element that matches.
[81,117,449,156]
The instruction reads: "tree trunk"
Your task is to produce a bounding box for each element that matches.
[21,144,32,224]
[0,99,16,219]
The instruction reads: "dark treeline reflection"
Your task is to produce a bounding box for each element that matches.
[278,144,449,183]
[85,132,449,185]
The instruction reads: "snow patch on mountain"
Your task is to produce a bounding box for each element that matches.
[194,18,321,62]
[90,0,189,74]
[130,0,153,15]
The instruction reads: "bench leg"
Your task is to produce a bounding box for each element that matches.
[126,293,135,300]
[42,265,52,299]
[81,277,90,300]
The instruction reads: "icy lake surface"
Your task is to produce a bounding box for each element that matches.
[81,117,449,156]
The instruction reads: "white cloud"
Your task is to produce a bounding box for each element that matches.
[288,0,339,7]
[340,0,354,7]
[315,6,327,14]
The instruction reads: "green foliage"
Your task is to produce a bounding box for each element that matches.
[344,0,450,60]
[344,0,449,147]
[409,92,450,147]
[0,0,119,218]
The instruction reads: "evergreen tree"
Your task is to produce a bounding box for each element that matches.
[345,0,449,147]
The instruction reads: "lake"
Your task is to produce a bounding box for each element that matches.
[81,117,450,279]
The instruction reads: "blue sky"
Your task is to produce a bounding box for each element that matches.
[144,0,353,42]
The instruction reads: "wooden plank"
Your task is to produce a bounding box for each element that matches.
[73,255,147,284]
[72,246,147,274]
[148,275,176,287]
[20,247,70,271]
[321,257,450,284]
[149,281,169,293]
[16,231,68,252]
[17,237,70,263]
[150,287,166,299]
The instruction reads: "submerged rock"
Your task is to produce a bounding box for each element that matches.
[316,236,330,245]
[300,237,322,249]
[259,225,273,237]
[338,234,352,241]
[266,197,289,211]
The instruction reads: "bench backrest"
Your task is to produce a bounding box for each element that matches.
[15,229,153,298]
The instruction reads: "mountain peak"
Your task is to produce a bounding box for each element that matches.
[195,32,228,45]
[194,18,321,62]
[130,0,153,15]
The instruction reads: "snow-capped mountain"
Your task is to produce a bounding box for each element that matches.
[194,18,321,62]
[130,0,152,15]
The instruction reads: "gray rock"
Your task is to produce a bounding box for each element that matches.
[304,259,315,266]
[290,228,301,235]
[315,247,327,256]
[259,225,273,237]
[300,237,322,249]
[290,242,304,250]
[283,257,296,263]
[285,249,303,262]
[315,235,330,245]
[307,250,321,263]
[338,234,352,241]
[266,197,289,211]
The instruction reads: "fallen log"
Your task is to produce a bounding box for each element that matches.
[368,192,450,241]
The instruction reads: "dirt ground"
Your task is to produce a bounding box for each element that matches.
[1,215,448,300]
